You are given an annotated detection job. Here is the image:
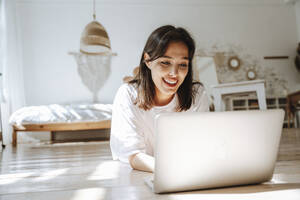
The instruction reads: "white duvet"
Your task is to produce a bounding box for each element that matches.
[9,104,113,129]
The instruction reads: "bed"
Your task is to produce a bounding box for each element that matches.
[9,103,112,146]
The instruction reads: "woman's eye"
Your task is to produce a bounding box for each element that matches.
[179,63,188,67]
[160,61,171,66]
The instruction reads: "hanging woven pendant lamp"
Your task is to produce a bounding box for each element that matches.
[80,0,112,54]
[80,21,111,54]
[69,0,116,102]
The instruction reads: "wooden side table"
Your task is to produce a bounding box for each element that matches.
[286,90,300,128]
[211,80,267,112]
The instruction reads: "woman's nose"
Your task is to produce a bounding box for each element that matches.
[169,65,178,77]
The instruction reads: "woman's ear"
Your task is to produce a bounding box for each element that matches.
[144,53,151,69]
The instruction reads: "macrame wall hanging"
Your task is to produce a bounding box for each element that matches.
[70,0,116,102]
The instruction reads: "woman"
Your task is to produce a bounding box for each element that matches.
[110,25,210,172]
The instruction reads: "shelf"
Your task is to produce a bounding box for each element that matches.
[279,104,287,106]
[232,100,246,107]
[233,107,247,111]
[248,99,258,107]
[266,98,276,105]
[227,96,290,128]
[233,106,247,109]
[249,106,259,109]
[278,98,287,105]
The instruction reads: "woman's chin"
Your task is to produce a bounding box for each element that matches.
[161,87,178,96]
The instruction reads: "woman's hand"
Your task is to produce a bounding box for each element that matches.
[129,153,155,173]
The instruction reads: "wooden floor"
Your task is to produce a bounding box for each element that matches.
[0,128,300,200]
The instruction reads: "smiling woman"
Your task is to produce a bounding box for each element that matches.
[144,41,189,106]
[110,25,210,172]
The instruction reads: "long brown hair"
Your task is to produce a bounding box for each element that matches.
[129,25,199,111]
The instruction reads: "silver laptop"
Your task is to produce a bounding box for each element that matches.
[145,109,284,193]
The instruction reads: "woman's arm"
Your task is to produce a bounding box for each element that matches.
[129,153,155,173]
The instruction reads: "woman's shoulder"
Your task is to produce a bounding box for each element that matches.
[115,83,138,103]
[190,82,210,111]
[192,82,206,96]
[119,83,138,94]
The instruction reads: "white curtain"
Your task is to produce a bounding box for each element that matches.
[0,0,27,145]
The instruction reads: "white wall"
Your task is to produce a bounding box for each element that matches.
[16,0,299,107]
[296,0,300,41]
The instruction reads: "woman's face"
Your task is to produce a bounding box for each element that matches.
[145,41,189,106]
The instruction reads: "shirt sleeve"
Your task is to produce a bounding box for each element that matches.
[110,84,146,163]
[192,84,211,112]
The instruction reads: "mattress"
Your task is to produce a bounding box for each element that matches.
[9,103,112,129]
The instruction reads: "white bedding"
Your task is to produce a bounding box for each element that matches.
[9,103,113,129]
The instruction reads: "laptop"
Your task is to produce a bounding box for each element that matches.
[145,109,285,193]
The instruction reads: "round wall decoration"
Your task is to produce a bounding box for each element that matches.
[246,69,257,80]
[228,56,240,70]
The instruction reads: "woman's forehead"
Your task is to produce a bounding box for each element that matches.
[163,41,189,58]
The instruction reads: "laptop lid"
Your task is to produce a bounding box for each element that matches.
[153,109,284,193]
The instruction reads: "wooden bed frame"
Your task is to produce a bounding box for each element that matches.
[12,120,111,147]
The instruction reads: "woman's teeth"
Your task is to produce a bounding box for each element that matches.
[163,78,177,85]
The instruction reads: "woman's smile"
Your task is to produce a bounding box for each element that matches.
[162,78,178,87]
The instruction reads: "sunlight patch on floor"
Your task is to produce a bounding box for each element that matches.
[33,168,69,182]
[0,172,34,185]
[87,161,120,180]
[71,188,106,200]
